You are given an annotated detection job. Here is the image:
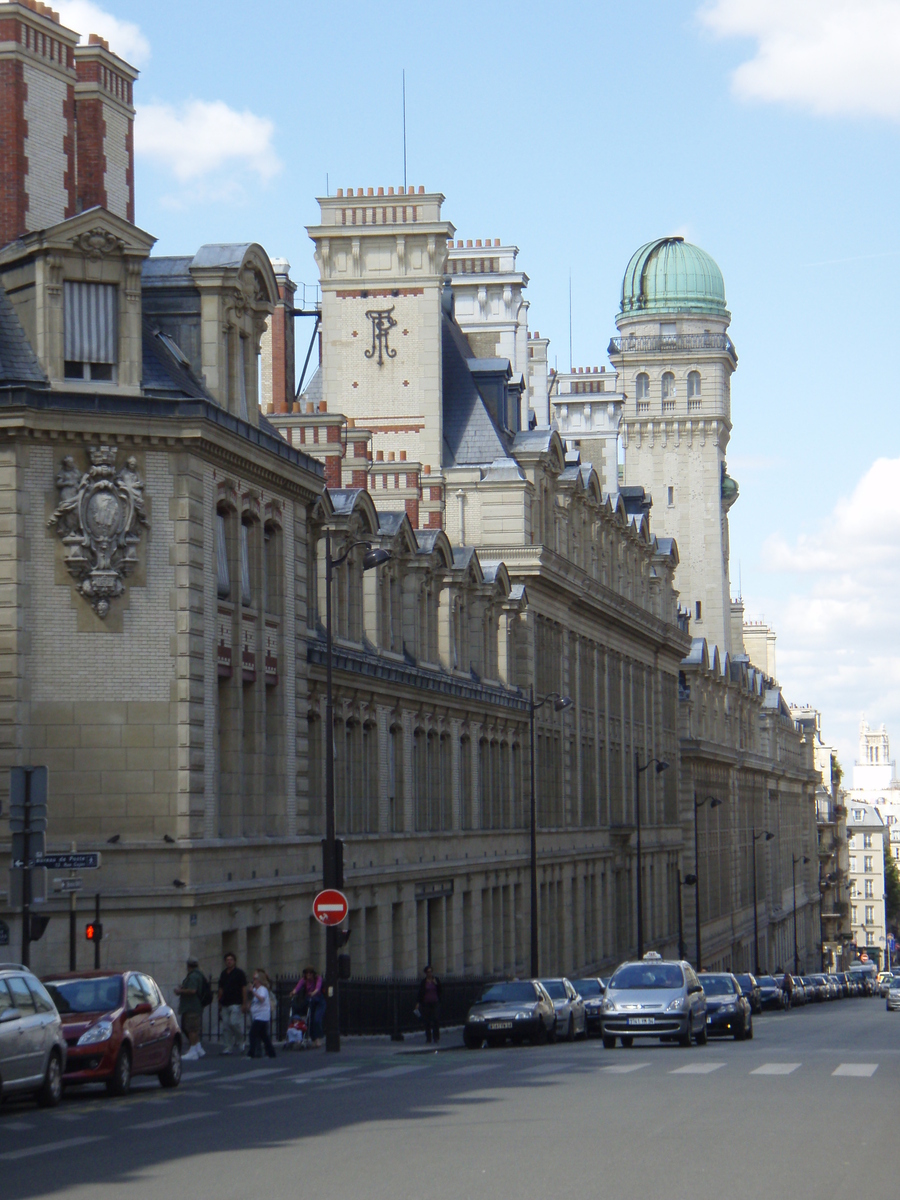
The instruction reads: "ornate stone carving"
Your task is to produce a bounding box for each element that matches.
[70,229,125,259]
[48,447,150,618]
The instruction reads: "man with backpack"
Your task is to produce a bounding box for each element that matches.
[174,955,209,1060]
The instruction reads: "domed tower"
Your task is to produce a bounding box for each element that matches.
[608,237,738,656]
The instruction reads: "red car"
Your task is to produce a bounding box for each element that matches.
[42,970,182,1095]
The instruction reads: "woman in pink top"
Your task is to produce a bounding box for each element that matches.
[292,967,325,1046]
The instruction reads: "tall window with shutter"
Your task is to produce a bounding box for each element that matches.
[64,282,118,381]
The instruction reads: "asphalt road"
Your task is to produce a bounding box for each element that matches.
[1,996,897,1200]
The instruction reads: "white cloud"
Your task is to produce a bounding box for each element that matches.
[57,1,150,66]
[136,100,282,184]
[699,0,900,119]
[756,457,900,766]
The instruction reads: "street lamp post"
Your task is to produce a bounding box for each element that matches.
[678,871,698,961]
[529,687,572,977]
[752,827,775,976]
[634,755,669,958]
[792,853,810,974]
[693,793,722,970]
[323,530,390,1053]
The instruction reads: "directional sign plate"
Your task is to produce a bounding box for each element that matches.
[312,888,349,926]
[37,853,101,871]
[53,878,84,892]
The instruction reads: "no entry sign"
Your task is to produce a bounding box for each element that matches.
[313,888,349,926]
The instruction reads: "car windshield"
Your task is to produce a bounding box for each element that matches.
[609,964,684,990]
[701,976,737,996]
[44,976,123,1014]
[572,979,603,997]
[758,976,777,987]
[735,975,755,989]
[541,981,567,1000]
[478,983,535,1004]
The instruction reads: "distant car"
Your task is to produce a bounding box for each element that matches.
[463,980,557,1048]
[886,980,900,1012]
[756,975,787,1011]
[570,977,606,1035]
[701,973,753,1040]
[801,975,825,1003]
[734,973,761,1015]
[0,963,67,1107]
[848,964,878,996]
[788,976,807,1006]
[877,972,895,998]
[600,952,707,1048]
[43,970,181,1095]
[539,978,587,1041]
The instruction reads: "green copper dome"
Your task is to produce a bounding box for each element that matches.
[621,237,727,317]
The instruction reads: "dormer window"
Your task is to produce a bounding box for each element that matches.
[63,282,117,381]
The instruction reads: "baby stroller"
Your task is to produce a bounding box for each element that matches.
[284,992,309,1050]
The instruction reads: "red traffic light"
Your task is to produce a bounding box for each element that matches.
[85,921,103,941]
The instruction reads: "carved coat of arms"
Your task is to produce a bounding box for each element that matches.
[48,447,150,618]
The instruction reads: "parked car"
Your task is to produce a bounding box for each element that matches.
[886,979,900,1012]
[848,964,878,995]
[734,973,761,1015]
[876,971,895,998]
[788,976,807,1006]
[834,972,852,998]
[463,980,557,1048]
[0,963,67,1107]
[600,952,707,1048]
[700,973,753,1040]
[570,977,606,1035]
[539,978,587,1041]
[42,970,181,1095]
[801,975,825,1003]
[756,975,787,1011]
[826,974,844,999]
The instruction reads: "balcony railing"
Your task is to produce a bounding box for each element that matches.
[608,333,737,359]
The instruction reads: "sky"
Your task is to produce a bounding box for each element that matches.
[57,0,900,770]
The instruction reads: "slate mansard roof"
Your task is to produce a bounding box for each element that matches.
[0,284,48,387]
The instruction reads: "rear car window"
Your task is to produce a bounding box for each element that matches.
[6,976,36,1014]
[0,979,13,1012]
[27,978,57,1014]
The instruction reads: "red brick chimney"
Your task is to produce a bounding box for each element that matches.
[267,258,296,414]
[73,33,138,222]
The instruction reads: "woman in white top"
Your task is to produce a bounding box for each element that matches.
[247,969,277,1059]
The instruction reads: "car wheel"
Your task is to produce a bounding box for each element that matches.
[106,1046,132,1096]
[694,1019,708,1045]
[37,1050,63,1108]
[735,1017,745,1041]
[678,1023,692,1047]
[746,1017,754,1040]
[158,1040,182,1089]
[565,1015,575,1043]
[464,1028,483,1050]
[620,1035,634,1048]
[602,1034,616,1049]
[547,1019,557,1045]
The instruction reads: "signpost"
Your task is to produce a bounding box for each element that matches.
[313,889,349,927]
[8,766,49,967]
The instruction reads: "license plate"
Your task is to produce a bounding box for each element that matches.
[488,1022,513,1031]
[706,1016,713,1024]
[627,1017,654,1026]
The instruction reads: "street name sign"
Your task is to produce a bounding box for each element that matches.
[313,889,349,926]
[53,878,84,892]
[37,852,101,871]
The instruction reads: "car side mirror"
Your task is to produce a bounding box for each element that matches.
[688,984,702,994]
[128,1002,153,1017]
[0,1008,20,1023]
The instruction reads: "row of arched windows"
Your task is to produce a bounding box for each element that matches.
[635,370,702,404]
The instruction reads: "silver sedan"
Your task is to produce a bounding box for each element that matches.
[539,977,587,1041]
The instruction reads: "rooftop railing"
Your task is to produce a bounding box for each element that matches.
[608,333,737,358]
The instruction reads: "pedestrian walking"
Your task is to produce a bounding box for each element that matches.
[292,967,325,1047]
[781,968,794,1010]
[174,955,206,1060]
[416,965,442,1044]
[247,969,277,1059]
[217,952,248,1055]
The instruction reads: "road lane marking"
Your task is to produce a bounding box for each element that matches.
[126,1110,217,1131]
[233,1092,297,1108]
[294,1064,357,1079]
[365,1064,429,1078]
[0,1136,107,1161]
[601,1063,650,1074]
[751,1063,801,1075]
[1,1122,35,1131]
[832,1063,878,1077]
[669,1062,726,1075]
[236,1066,288,1080]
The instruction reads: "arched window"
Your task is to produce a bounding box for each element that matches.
[687,371,701,398]
[635,372,649,400]
[661,372,676,400]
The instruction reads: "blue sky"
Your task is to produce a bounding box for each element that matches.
[61,1,900,769]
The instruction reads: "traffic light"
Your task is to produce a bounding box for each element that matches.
[85,921,103,942]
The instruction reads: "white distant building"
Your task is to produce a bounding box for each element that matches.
[550,366,623,498]
[847,719,900,864]
[846,804,887,966]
